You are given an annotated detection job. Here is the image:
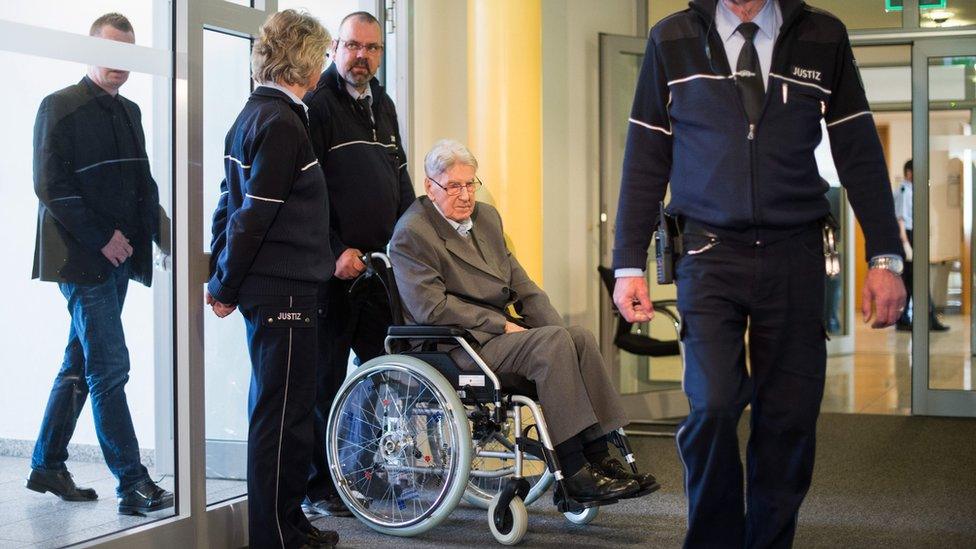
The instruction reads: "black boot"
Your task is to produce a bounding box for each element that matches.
[304,526,339,548]
[560,463,639,503]
[26,468,98,501]
[595,457,661,496]
[118,479,174,515]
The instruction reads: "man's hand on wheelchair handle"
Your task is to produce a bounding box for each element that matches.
[335,248,366,280]
[614,276,654,323]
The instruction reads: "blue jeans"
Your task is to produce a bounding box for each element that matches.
[31,265,150,496]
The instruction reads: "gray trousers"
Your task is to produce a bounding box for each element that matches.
[467,325,628,446]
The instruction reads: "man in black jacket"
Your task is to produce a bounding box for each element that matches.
[303,11,415,517]
[613,1,905,547]
[28,13,172,515]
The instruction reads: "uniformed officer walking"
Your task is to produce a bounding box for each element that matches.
[207,10,338,549]
[612,1,906,547]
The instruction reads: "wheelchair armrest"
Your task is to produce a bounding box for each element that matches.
[387,325,472,339]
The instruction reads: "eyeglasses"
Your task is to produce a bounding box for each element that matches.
[338,39,384,55]
[428,176,483,196]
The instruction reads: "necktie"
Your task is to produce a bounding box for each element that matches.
[355,97,372,120]
[735,22,765,124]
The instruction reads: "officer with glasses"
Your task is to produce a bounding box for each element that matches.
[302,11,415,518]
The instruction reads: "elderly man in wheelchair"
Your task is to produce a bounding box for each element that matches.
[323,139,658,545]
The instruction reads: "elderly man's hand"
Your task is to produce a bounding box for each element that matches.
[613,276,654,323]
[862,268,907,329]
[335,248,366,280]
[504,321,526,334]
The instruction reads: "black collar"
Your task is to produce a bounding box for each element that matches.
[81,76,121,111]
[252,85,308,119]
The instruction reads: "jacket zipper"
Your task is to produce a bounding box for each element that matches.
[694,2,806,227]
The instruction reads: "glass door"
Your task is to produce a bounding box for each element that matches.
[599,33,688,423]
[912,38,976,416]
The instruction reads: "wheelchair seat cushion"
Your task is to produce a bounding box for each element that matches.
[388,325,471,338]
[498,373,538,400]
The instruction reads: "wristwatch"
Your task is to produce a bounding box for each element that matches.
[869,255,904,276]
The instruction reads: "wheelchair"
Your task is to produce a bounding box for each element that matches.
[325,253,652,545]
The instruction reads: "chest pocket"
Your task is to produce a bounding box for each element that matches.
[779,81,827,117]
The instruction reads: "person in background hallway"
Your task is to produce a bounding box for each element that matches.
[612,1,906,547]
[207,10,338,548]
[895,159,949,332]
[28,12,173,516]
[302,10,415,518]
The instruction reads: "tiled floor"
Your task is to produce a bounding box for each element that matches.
[0,456,244,548]
[823,312,974,415]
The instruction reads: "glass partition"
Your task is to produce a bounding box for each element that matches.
[202,28,252,505]
[0,3,176,545]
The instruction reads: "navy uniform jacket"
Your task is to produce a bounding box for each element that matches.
[207,86,335,304]
[305,64,415,257]
[32,76,162,286]
[613,0,901,270]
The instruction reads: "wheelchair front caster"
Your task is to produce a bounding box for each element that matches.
[563,505,599,525]
[488,493,528,545]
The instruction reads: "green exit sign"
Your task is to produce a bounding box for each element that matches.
[885,0,948,11]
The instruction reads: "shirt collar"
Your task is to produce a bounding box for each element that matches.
[346,81,372,104]
[261,82,308,113]
[716,0,778,43]
[431,199,474,236]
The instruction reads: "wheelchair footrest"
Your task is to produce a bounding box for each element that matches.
[556,496,611,513]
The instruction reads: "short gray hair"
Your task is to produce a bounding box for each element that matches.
[424,139,479,179]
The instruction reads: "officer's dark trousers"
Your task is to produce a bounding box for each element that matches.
[307,277,391,501]
[239,293,318,549]
[675,224,826,549]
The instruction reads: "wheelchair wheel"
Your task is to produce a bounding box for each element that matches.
[488,493,528,545]
[564,506,599,525]
[326,354,472,537]
[463,409,553,509]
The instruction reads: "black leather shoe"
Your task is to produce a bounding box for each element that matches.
[118,479,174,515]
[596,457,661,496]
[930,317,950,332]
[26,468,98,501]
[304,526,339,548]
[561,463,639,503]
[896,321,913,332]
[302,495,353,518]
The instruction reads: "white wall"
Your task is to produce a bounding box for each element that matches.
[0,2,169,450]
[541,0,641,333]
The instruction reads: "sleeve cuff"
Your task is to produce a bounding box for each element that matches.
[615,268,645,278]
[207,277,237,305]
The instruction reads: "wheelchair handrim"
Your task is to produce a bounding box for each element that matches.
[326,357,472,532]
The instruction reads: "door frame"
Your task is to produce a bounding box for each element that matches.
[910,36,976,417]
[598,32,689,422]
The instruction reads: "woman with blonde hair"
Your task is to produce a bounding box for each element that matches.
[206,9,337,548]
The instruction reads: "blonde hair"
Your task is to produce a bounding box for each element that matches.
[251,10,331,86]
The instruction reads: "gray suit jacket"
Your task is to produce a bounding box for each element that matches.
[389,197,563,344]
